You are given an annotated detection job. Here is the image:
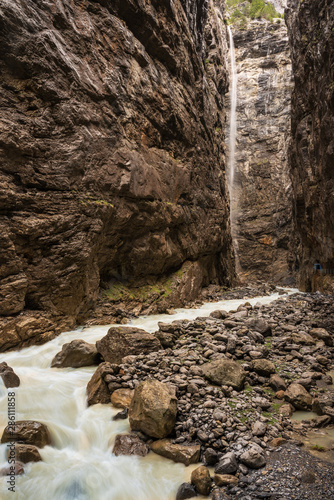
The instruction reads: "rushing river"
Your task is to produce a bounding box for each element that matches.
[0,289,298,500]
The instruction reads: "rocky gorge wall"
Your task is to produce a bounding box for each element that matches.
[227,18,293,283]
[0,0,235,350]
[285,0,334,293]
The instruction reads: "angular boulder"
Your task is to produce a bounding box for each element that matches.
[86,362,113,406]
[214,452,238,475]
[96,327,161,364]
[202,360,246,391]
[214,474,238,486]
[285,383,313,410]
[1,421,51,448]
[151,439,200,466]
[269,373,286,391]
[129,379,177,438]
[191,466,211,495]
[110,389,134,409]
[240,448,266,469]
[309,328,333,346]
[251,359,275,377]
[0,362,20,388]
[51,339,101,368]
[246,318,272,336]
[112,434,149,457]
[176,483,198,500]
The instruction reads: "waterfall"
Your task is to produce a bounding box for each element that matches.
[227,25,237,190]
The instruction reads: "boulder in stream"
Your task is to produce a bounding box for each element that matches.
[1,421,52,448]
[176,482,198,500]
[129,379,177,438]
[7,443,42,463]
[151,439,200,466]
[51,339,101,368]
[112,434,149,457]
[191,466,211,495]
[0,362,20,388]
[86,362,114,406]
[96,327,161,364]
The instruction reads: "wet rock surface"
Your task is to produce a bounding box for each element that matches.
[228,18,293,283]
[51,339,101,368]
[112,434,149,457]
[0,362,20,388]
[1,421,52,448]
[0,0,235,351]
[286,0,334,294]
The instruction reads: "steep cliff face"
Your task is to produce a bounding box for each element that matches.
[0,0,234,350]
[286,0,334,293]
[228,19,293,283]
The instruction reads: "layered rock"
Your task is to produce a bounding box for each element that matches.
[227,18,293,283]
[285,0,334,293]
[0,0,235,351]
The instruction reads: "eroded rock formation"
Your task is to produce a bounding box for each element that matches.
[228,18,293,283]
[0,0,235,350]
[285,0,334,293]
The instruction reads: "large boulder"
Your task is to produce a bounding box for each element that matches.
[202,360,246,391]
[309,328,333,346]
[86,362,114,406]
[1,421,51,448]
[110,389,134,409]
[51,340,101,368]
[191,466,211,495]
[285,383,313,410]
[251,359,275,377]
[151,439,200,466]
[129,379,177,438]
[240,448,266,469]
[96,327,161,364]
[246,318,272,336]
[112,434,149,457]
[0,362,20,388]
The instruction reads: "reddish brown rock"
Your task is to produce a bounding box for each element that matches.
[1,421,51,448]
[151,440,201,466]
[7,444,42,464]
[86,362,114,406]
[110,389,134,409]
[129,379,177,438]
[0,362,20,388]
[112,434,149,457]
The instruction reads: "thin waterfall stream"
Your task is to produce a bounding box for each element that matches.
[227,26,241,273]
[0,291,297,499]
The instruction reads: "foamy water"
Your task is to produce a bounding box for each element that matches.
[0,289,298,499]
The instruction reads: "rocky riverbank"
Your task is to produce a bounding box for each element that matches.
[82,290,334,498]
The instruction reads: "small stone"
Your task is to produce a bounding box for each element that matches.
[240,448,266,469]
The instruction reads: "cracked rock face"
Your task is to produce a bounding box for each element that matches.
[285,0,334,293]
[227,19,293,284]
[0,0,235,350]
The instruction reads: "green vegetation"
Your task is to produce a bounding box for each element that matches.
[227,0,282,27]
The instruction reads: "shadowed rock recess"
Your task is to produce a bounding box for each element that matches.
[286,0,334,294]
[0,0,236,350]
